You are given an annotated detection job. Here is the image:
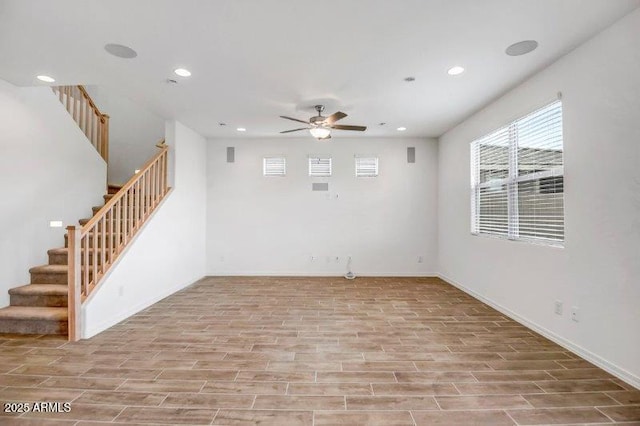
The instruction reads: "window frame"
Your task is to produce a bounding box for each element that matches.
[470,100,564,246]
[263,156,286,177]
[355,156,379,177]
[308,156,332,177]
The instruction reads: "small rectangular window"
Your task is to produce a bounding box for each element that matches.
[263,157,286,176]
[355,157,378,177]
[308,156,332,177]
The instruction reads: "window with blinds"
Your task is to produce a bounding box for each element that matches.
[309,156,332,177]
[355,157,379,177]
[470,100,564,244]
[263,157,286,176]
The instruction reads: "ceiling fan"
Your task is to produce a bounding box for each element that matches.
[280,105,366,140]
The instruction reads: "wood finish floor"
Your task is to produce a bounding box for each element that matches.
[0,276,638,425]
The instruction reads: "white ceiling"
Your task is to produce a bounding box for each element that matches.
[0,0,638,139]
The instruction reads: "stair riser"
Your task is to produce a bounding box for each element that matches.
[0,318,67,335]
[31,270,94,284]
[30,272,67,285]
[10,294,67,308]
[48,252,104,266]
[48,252,67,265]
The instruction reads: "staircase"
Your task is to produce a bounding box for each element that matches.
[0,85,169,340]
[0,185,122,335]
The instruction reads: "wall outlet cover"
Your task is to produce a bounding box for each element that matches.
[554,300,563,315]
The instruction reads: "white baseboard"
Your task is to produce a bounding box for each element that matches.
[82,276,204,339]
[207,271,438,277]
[438,273,640,390]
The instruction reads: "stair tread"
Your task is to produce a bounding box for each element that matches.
[0,306,67,321]
[29,264,67,274]
[48,247,68,255]
[9,284,67,296]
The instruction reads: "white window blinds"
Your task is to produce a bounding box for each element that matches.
[309,157,332,177]
[355,157,378,177]
[263,157,286,176]
[471,100,564,244]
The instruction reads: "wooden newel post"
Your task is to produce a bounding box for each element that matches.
[67,226,82,342]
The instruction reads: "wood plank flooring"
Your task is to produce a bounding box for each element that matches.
[0,276,638,425]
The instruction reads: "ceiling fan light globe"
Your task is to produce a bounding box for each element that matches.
[309,127,331,139]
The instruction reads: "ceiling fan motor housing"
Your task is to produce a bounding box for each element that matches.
[310,116,326,125]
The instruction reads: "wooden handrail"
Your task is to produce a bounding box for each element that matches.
[81,144,168,231]
[76,85,106,117]
[52,85,109,163]
[67,144,169,341]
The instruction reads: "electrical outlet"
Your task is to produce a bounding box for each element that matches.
[571,306,579,322]
[417,256,424,263]
[554,300,563,315]
[334,256,340,263]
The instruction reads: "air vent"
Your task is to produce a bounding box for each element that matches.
[407,147,416,163]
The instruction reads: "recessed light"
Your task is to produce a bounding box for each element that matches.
[104,43,137,59]
[174,68,191,77]
[447,66,465,76]
[236,127,246,132]
[397,127,407,131]
[36,75,55,83]
[506,40,538,56]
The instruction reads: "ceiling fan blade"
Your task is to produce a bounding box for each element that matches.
[280,115,310,125]
[280,127,309,134]
[325,111,347,125]
[331,124,367,131]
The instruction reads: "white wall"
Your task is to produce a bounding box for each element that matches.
[438,9,640,386]
[82,121,206,338]
[0,79,106,307]
[206,137,438,276]
[84,86,165,185]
